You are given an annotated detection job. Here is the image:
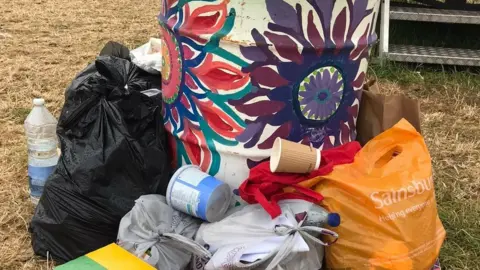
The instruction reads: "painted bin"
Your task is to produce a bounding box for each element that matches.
[159,0,381,204]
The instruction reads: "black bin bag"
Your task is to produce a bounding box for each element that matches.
[29,56,171,263]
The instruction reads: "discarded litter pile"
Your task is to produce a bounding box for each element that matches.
[24,1,447,269]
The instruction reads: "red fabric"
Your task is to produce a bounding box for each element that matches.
[239,142,362,218]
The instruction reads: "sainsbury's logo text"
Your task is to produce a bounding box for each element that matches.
[370,176,433,209]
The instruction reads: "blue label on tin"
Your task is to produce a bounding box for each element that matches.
[196,176,222,220]
[176,176,222,221]
[28,165,55,198]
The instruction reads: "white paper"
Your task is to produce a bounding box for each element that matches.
[240,252,270,263]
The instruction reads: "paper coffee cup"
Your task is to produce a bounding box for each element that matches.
[270,138,321,174]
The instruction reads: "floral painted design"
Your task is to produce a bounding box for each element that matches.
[298,66,344,121]
[159,0,251,175]
[161,27,182,104]
[231,0,378,158]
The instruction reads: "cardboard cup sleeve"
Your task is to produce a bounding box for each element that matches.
[270,138,321,174]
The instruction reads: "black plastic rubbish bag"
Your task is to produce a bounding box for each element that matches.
[29,56,170,263]
[99,41,131,60]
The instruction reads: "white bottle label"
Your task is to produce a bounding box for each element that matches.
[28,165,55,198]
[171,182,200,217]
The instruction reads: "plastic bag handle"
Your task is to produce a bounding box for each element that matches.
[95,56,126,85]
[367,143,401,168]
[162,233,212,258]
[359,119,419,169]
[274,224,339,246]
[264,225,339,270]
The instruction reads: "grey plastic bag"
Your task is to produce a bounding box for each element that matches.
[192,200,338,270]
[117,195,211,270]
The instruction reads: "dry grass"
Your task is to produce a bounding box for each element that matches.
[0,0,159,269]
[0,0,479,269]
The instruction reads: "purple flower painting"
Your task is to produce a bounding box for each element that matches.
[229,0,378,163]
[298,66,344,121]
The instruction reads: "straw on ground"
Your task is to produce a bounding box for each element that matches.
[0,0,478,269]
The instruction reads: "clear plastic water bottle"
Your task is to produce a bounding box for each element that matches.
[24,98,59,205]
[303,205,341,228]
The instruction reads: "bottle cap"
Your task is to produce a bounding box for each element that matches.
[327,213,341,227]
[33,98,45,106]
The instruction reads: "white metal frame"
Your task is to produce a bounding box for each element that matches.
[377,0,480,66]
[379,0,390,64]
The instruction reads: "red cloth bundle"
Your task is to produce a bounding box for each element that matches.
[239,142,361,218]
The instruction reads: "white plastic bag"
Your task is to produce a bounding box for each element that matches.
[117,195,211,270]
[130,38,162,74]
[193,200,339,270]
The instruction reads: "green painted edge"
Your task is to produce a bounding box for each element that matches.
[55,256,106,270]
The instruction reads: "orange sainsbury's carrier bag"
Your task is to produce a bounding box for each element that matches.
[298,119,446,270]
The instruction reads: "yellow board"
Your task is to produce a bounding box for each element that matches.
[86,243,155,270]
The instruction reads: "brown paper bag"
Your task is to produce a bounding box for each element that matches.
[356,80,421,146]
